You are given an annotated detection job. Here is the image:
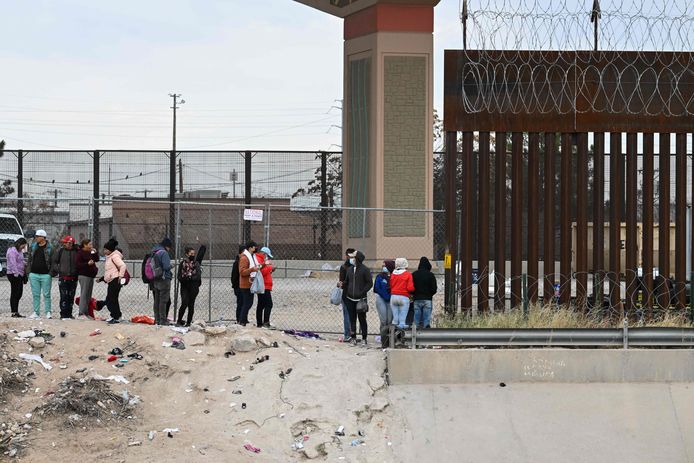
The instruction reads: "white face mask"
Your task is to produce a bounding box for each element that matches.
[349,258,356,265]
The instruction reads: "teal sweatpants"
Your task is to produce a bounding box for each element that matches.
[29,273,52,315]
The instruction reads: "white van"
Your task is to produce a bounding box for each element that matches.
[0,213,25,264]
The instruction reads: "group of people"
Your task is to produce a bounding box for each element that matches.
[231,240,276,328]
[4,233,204,328]
[337,248,437,347]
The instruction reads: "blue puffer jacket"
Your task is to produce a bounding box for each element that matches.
[373,274,391,302]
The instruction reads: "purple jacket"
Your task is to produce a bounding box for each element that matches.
[5,246,25,276]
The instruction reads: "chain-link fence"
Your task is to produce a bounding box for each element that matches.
[0,198,445,334]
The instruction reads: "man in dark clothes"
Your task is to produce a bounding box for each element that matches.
[412,256,438,329]
[52,235,79,319]
[337,248,356,341]
[231,244,245,323]
[343,250,373,344]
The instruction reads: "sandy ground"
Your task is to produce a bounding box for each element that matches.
[0,316,398,462]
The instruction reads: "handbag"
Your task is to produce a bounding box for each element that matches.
[330,287,342,305]
[250,270,265,294]
[356,298,369,313]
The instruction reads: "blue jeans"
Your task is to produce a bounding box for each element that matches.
[341,301,350,339]
[375,295,392,331]
[390,295,410,329]
[413,300,433,328]
[29,273,52,315]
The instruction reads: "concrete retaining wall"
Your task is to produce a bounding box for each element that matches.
[387,349,694,384]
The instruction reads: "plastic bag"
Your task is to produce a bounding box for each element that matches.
[131,315,156,325]
[356,298,369,313]
[250,271,265,294]
[330,287,342,305]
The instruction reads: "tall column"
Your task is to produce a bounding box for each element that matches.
[342,3,436,260]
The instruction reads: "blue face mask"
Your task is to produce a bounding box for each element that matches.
[349,258,356,265]
[382,266,389,273]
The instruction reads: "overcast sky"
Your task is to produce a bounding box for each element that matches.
[0,0,465,152]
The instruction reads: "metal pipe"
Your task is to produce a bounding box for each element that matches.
[398,327,694,347]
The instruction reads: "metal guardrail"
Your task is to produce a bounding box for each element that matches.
[390,325,694,349]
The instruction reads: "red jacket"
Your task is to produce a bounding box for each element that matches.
[256,253,273,291]
[389,271,414,297]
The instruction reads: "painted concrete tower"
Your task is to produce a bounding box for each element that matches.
[296,0,439,260]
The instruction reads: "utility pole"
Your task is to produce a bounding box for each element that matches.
[169,93,185,238]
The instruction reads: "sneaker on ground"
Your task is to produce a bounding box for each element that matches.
[11,313,25,318]
[107,319,120,325]
[28,313,40,320]
[77,315,89,320]
[61,317,73,321]
[45,313,52,319]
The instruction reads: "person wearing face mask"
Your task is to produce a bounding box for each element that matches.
[337,248,356,341]
[177,246,202,327]
[373,259,395,348]
[342,250,373,344]
[6,237,28,318]
[75,239,99,319]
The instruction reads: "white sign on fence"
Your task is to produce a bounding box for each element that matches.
[243,208,264,222]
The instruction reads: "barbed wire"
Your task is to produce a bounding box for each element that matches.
[460,0,694,117]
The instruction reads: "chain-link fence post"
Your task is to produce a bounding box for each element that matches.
[207,206,213,322]
[87,196,94,241]
[16,149,23,226]
[264,203,271,246]
[172,201,181,322]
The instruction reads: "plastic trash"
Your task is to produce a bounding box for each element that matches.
[92,374,129,384]
[89,329,102,337]
[88,355,99,361]
[107,355,118,363]
[241,403,247,409]
[170,326,189,334]
[148,431,156,441]
[335,425,345,436]
[350,439,364,446]
[19,353,52,370]
[244,443,261,453]
[127,353,143,360]
[227,376,241,382]
[60,331,66,338]
[109,347,123,355]
[17,330,36,338]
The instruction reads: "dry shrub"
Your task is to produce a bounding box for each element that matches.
[36,377,134,425]
[434,303,692,329]
[0,335,31,399]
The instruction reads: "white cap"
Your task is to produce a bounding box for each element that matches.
[35,229,47,237]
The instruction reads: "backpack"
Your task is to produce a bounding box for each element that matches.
[141,253,152,284]
[142,250,163,283]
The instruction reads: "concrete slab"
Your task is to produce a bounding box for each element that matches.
[388,349,694,384]
[388,383,694,463]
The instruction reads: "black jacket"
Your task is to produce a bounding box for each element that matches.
[343,251,373,300]
[412,257,437,301]
[339,258,351,301]
[231,256,240,289]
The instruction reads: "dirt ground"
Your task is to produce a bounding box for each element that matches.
[0,316,397,462]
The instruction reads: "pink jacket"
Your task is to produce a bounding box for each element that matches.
[104,250,127,283]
